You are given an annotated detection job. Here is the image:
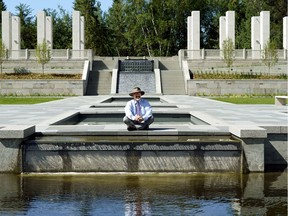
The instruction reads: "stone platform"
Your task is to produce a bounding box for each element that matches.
[0,95,287,173]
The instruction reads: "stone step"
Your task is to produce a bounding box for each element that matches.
[85,60,115,95]
[161,70,186,94]
[86,70,112,95]
[92,60,116,70]
[159,60,180,70]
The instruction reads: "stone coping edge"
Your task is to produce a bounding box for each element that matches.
[229,125,267,138]
[0,125,35,139]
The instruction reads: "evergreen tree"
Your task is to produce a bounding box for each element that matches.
[106,0,129,56]
[45,6,72,49]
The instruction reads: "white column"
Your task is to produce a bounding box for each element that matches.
[226,11,235,47]
[73,11,81,51]
[260,11,270,48]
[37,11,53,48]
[189,11,200,59]
[187,15,192,50]
[1,11,12,50]
[46,16,53,49]
[219,16,226,49]
[80,16,85,50]
[219,11,235,49]
[187,11,200,59]
[283,17,288,50]
[251,16,261,59]
[73,11,85,58]
[11,16,21,59]
[37,11,46,45]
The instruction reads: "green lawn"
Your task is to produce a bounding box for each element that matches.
[0,96,277,105]
[0,97,63,104]
[212,97,274,104]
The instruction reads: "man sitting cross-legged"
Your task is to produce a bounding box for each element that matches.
[123,87,154,131]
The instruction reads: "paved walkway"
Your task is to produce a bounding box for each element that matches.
[0,95,287,135]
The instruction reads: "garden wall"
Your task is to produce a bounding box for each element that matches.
[0,79,286,96]
[0,80,84,96]
[187,80,287,96]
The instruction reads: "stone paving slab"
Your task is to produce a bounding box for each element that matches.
[0,95,287,137]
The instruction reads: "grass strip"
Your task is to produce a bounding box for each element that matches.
[212,97,274,104]
[0,97,63,104]
[0,73,82,80]
[0,96,277,105]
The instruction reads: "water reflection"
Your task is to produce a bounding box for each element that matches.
[0,172,286,215]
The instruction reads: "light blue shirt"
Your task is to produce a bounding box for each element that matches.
[124,99,153,121]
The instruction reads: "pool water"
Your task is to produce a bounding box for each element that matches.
[0,172,286,215]
[52,113,209,125]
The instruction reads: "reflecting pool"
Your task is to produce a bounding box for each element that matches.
[51,113,209,125]
[0,172,286,215]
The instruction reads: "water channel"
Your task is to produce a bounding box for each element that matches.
[0,172,286,215]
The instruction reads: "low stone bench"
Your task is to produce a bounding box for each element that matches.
[275,96,288,106]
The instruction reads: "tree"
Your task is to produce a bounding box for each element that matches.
[0,39,7,74]
[107,0,201,56]
[45,6,72,49]
[221,38,234,69]
[237,0,287,49]
[35,39,51,74]
[105,0,128,56]
[262,40,278,74]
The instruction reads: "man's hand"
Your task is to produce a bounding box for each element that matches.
[135,115,144,122]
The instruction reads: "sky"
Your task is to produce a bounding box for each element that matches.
[5,0,113,15]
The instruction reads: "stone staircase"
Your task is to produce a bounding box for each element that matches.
[85,58,186,95]
[159,60,186,95]
[85,60,114,95]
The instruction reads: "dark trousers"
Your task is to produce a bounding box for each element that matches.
[123,116,154,129]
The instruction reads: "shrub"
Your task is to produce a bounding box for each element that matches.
[13,67,31,74]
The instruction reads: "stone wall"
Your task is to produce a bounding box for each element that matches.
[22,139,242,173]
[264,134,287,170]
[1,79,286,97]
[0,80,84,96]
[187,80,287,96]
[0,125,35,173]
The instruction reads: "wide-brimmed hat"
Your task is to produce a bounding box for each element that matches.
[129,87,145,96]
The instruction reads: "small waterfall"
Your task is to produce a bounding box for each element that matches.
[117,59,156,94]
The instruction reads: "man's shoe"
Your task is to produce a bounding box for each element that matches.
[139,126,149,130]
[127,126,136,131]
[144,126,149,130]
